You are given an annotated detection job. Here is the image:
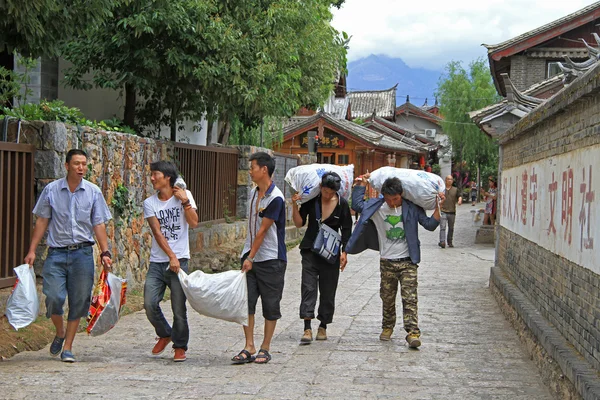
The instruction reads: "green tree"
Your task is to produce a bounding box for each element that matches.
[436,58,500,192]
[63,0,347,142]
[0,0,119,57]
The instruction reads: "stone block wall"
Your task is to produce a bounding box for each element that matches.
[8,120,173,287]
[495,61,600,395]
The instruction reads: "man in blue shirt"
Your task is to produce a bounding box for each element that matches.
[346,174,442,348]
[24,149,112,363]
[232,152,286,365]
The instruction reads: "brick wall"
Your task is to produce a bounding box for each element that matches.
[510,56,548,91]
[497,63,600,376]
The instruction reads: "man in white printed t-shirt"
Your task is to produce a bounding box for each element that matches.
[143,161,198,362]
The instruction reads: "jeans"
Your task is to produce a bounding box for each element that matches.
[144,259,189,350]
[439,212,456,244]
[42,246,95,320]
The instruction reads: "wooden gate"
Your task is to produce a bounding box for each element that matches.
[0,143,35,288]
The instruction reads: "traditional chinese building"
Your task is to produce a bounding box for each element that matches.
[479,4,600,398]
[273,112,425,175]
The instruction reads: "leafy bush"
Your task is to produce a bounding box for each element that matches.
[1,100,136,135]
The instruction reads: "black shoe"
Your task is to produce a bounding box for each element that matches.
[438,242,446,248]
[448,243,454,248]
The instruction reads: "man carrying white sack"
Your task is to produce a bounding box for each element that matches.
[143,161,198,362]
[345,174,444,347]
[24,149,113,363]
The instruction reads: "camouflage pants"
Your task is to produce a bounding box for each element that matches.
[380,259,420,336]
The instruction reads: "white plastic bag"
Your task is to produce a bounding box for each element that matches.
[86,271,127,337]
[178,270,248,326]
[368,167,445,210]
[285,164,354,204]
[6,264,39,330]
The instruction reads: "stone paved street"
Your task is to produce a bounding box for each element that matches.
[0,204,552,399]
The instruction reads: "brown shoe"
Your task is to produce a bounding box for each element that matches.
[438,241,446,248]
[300,329,313,344]
[152,336,172,355]
[173,348,186,362]
[406,334,421,348]
[316,327,327,341]
[379,328,393,341]
[448,243,454,248]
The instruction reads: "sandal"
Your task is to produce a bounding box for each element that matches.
[231,349,255,364]
[254,349,272,364]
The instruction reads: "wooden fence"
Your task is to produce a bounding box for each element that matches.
[0,143,34,288]
[175,143,239,224]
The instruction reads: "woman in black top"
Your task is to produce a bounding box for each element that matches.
[291,172,353,344]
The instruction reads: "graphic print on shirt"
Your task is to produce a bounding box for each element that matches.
[383,214,405,240]
[157,206,182,240]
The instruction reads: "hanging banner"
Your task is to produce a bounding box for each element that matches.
[500,145,598,273]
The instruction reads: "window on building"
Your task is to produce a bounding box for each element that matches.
[547,62,562,79]
[338,154,349,165]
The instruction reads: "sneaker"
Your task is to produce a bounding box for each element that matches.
[316,327,327,341]
[300,329,313,344]
[173,348,186,362]
[152,336,172,355]
[406,334,421,348]
[60,350,75,363]
[49,336,65,357]
[438,242,446,248]
[379,328,393,341]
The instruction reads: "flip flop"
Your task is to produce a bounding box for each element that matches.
[254,349,272,364]
[231,349,255,364]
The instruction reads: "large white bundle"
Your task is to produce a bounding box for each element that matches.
[6,264,39,330]
[285,164,354,204]
[178,270,248,326]
[368,167,445,210]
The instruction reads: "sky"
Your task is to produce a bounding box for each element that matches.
[331,0,597,71]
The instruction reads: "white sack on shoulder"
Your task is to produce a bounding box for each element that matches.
[284,164,354,204]
[178,269,248,326]
[368,167,445,210]
[6,264,39,330]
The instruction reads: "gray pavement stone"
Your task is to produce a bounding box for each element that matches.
[0,203,553,399]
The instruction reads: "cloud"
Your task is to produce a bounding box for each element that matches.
[332,0,595,70]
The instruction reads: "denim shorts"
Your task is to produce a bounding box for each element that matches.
[42,246,95,320]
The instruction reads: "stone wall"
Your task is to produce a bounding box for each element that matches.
[495,61,600,399]
[8,120,173,287]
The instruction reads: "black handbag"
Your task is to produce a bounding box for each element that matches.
[311,198,342,264]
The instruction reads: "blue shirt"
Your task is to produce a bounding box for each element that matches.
[32,178,112,248]
[241,182,287,262]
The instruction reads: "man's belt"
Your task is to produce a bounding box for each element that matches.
[50,242,94,251]
[441,211,456,214]
[387,257,412,263]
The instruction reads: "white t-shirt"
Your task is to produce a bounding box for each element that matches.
[372,203,409,260]
[143,190,197,262]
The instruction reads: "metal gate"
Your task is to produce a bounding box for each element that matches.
[0,143,34,288]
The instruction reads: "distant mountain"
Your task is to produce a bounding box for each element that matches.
[347,54,442,105]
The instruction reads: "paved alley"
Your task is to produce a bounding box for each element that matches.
[0,204,552,399]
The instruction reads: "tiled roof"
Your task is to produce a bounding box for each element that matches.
[362,121,434,152]
[322,96,350,120]
[281,112,422,154]
[395,101,442,124]
[484,2,600,55]
[347,85,397,119]
[367,116,438,146]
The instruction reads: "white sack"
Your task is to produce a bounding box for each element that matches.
[88,273,126,337]
[178,270,248,326]
[368,167,445,210]
[285,164,354,204]
[6,264,39,330]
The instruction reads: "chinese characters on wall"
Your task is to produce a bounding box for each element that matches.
[500,146,598,273]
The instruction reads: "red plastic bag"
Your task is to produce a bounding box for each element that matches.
[86,270,127,336]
